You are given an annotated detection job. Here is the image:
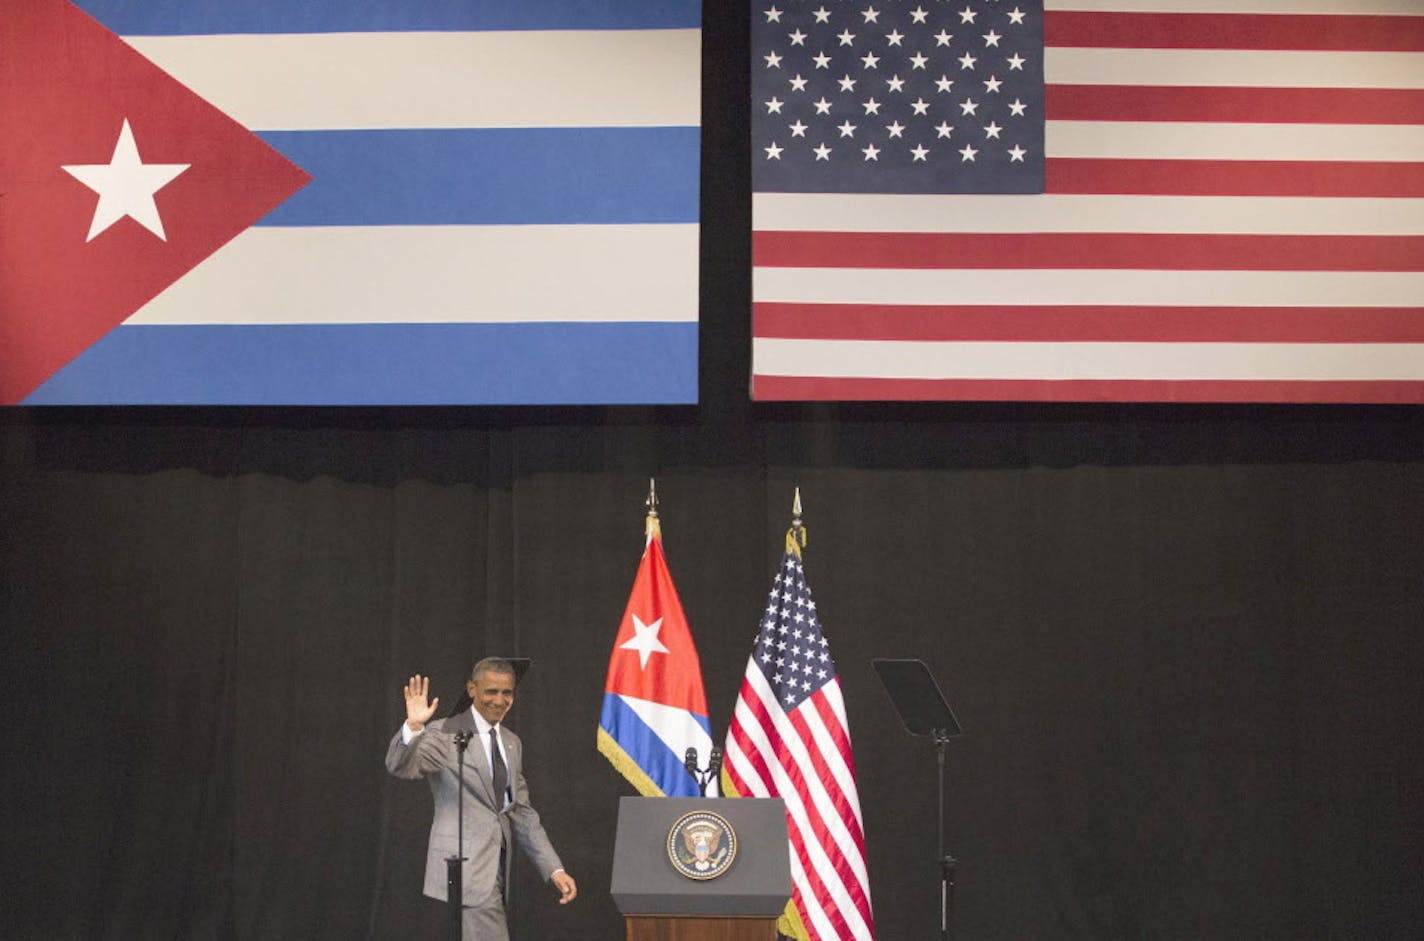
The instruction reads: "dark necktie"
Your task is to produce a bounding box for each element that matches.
[489,727,508,807]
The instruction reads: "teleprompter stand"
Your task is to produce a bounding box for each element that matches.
[872,658,964,941]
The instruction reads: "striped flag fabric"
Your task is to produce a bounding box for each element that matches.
[750,0,1424,403]
[598,505,715,798]
[7,0,700,404]
[721,516,873,941]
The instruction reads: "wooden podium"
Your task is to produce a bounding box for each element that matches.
[610,797,790,941]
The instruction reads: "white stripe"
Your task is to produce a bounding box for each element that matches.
[1049,121,1424,162]
[753,338,1424,382]
[615,694,715,782]
[1047,0,1422,14]
[752,193,1424,236]
[753,268,1424,309]
[1046,48,1424,90]
[787,851,843,941]
[725,685,872,939]
[799,686,865,834]
[127,224,699,325]
[124,29,701,130]
[733,667,874,936]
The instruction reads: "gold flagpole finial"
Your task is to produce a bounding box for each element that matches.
[645,478,661,541]
[787,486,807,555]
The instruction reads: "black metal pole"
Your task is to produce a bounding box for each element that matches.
[447,730,473,941]
[937,731,956,941]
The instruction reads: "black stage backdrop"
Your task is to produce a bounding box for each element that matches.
[3,7,1424,941]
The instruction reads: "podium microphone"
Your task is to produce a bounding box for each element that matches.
[684,747,699,777]
[708,747,723,778]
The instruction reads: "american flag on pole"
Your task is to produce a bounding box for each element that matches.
[751,0,1424,403]
[721,504,873,941]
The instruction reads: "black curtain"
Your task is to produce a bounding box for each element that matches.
[3,4,1424,939]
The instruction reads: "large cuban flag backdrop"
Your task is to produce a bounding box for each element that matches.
[1,0,701,405]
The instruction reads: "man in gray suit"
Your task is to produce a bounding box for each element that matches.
[387,658,577,940]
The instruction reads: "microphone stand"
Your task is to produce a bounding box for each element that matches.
[446,730,474,941]
[683,747,723,796]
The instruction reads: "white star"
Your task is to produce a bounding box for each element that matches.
[959,7,978,24]
[862,6,880,23]
[813,51,832,69]
[960,97,980,115]
[1008,98,1027,116]
[861,51,880,69]
[838,74,858,92]
[814,96,833,114]
[837,120,858,138]
[618,614,670,669]
[909,52,929,70]
[934,29,954,47]
[1006,53,1026,70]
[765,142,784,159]
[983,30,1002,47]
[959,143,978,161]
[911,143,930,161]
[910,7,930,24]
[789,29,807,46]
[984,121,1002,138]
[765,6,783,22]
[885,120,906,138]
[813,142,833,160]
[862,143,881,161]
[885,29,904,46]
[886,74,906,92]
[1008,7,1027,25]
[862,97,882,115]
[789,119,809,137]
[934,121,954,138]
[911,97,931,115]
[764,51,783,68]
[790,74,809,91]
[813,7,832,24]
[959,51,977,70]
[765,96,784,113]
[837,29,856,46]
[983,75,1003,93]
[935,75,955,93]
[1008,144,1027,161]
[62,119,189,242]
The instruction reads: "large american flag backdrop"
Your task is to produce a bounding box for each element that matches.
[2,0,699,405]
[750,0,1424,403]
[721,527,873,941]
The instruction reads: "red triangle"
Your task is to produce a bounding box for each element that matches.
[0,0,311,403]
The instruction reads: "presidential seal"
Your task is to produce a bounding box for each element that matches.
[666,809,737,880]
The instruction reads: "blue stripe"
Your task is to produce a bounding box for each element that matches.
[25,323,698,405]
[598,694,707,798]
[75,1,701,35]
[258,128,699,226]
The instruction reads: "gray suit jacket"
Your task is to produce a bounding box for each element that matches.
[386,710,564,908]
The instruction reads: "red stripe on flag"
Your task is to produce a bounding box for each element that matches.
[1045,159,1424,198]
[754,304,1424,344]
[1046,85,1424,125]
[1045,11,1424,51]
[754,232,1424,272]
[751,376,1424,404]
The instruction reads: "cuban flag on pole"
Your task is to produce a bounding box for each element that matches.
[4,0,700,405]
[597,491,715,797]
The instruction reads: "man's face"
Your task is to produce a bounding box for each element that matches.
[467,668,515,726]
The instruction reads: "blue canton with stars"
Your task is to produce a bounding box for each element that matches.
[755,550,837,712]
[752,0,1044,194]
